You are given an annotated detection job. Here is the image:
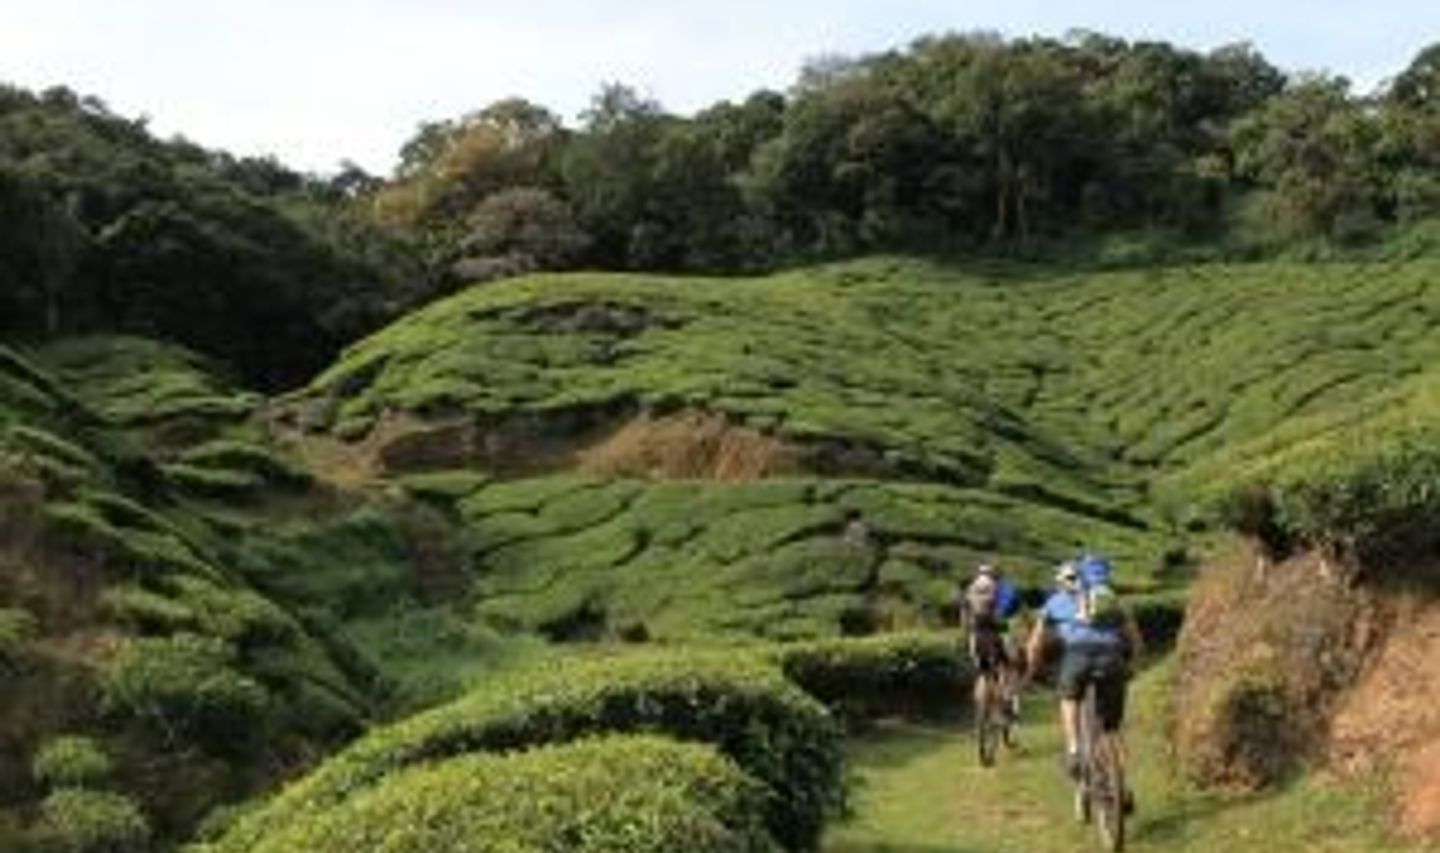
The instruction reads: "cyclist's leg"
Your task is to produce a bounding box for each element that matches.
[1056,644,1086,772]
[970,629,995,710]
[998,629,1022,718]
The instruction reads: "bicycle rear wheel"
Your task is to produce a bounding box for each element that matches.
[1088,691,1126,851]
[1074,691,1094,824]
[975,672,999,767]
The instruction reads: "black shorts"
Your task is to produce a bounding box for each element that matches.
[1057,643,1128,732]
[969,626,1010,674]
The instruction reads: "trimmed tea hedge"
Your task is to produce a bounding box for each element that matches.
[241,735,779,853]
[207,651,843,852]
[768,632,971,726]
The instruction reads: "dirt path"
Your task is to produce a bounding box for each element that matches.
[824,660,1430,853]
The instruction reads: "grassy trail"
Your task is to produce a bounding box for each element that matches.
[824,660,1430,853]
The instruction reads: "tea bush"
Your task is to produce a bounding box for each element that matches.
[768,632,971,726]
[31,736,113,789]
[31,789,151,853]
[210,651,843,852]
[0,606,37,666]
[99,633,270,754]
[235,735,779,853]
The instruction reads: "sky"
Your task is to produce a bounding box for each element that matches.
[2,1,1437,175]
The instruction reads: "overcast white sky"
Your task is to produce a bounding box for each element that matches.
[2,1,1436,175]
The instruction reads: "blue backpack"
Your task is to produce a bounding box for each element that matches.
[995,578,1021,620]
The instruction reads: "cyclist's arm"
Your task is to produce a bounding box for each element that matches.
[1022,613,1048,682]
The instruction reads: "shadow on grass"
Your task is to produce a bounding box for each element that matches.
[843,719,972,772]
[1129,788,1267,846]
[826,843,987,853]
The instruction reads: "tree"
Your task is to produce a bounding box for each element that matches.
[376,98,564,229]
[559,84,672,268]
[1378,44,1440,222]
[1388,43,1440,112]
[459,186,589,270]
[0,164,87,335]
[1230,76,1384,241]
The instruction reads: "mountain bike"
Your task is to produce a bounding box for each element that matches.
[1073,682,1126,851]
[972,637,1019,767]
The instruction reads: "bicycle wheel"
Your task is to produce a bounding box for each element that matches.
[1073,692,1094,824]
[975,672,999,767]
[1000,669,1020,749]
[1088,692,1126,851]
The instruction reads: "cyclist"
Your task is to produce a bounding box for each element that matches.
[961,562,1023,719]
[1025,556,1142,802]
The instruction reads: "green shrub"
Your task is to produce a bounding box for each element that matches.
[0,606,38,664]
[178,441,310,489]
[1178,656,1298,790]
[3,425,99,472]
[394,470,490,503]
[236,735,779,853]
[99,633,270,753]
[164,463,265,498]
[32,736,113,789]
[101,577,299,649]
[1128,590,1188,651]
[1218,424,1440,570]
[100,584,197,633]
[768,632,971,726]
[230,508,419,619]
[32,789,150,853]
[210,651,843,852]
[40,498,220,580]
[0,344,71,405]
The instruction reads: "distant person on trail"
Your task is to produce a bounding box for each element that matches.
[1025,554,1143,802]
[961,562,1024,718]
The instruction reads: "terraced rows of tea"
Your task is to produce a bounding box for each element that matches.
[285,257,1440,634]
[404,473,1158,640]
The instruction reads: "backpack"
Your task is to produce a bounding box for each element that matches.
[995,578,1021,620]
[965,575,998,618]
[1079,582,1125,632]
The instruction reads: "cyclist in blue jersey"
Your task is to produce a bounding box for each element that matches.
[1024,558,1143,789]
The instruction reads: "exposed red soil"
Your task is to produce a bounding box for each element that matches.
[1177,539,1440,841]
[1328,594,1440,840]
[1174,542,1382,790]
[575,409,798,480]
[278,407,801,486]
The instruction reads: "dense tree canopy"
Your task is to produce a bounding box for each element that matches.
[372,32,1436,275]
[2,33,1438,386]
[0,85,422,387]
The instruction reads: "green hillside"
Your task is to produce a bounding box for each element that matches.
[266,256,1440,636]
[7,254,1440,850]
[300,256,1440,499]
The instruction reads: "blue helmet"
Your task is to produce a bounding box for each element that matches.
[1077,553,1112,588]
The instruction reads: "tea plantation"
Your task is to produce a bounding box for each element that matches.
[6,255,1440,850]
